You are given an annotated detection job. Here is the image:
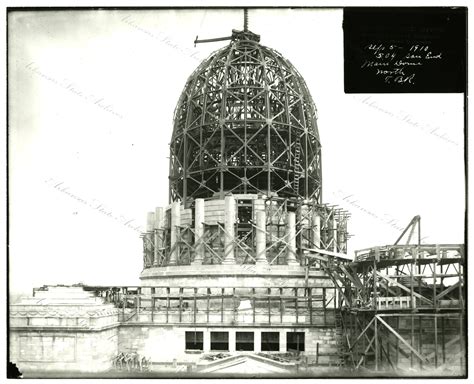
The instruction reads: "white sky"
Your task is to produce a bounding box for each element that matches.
[8,8,465,295]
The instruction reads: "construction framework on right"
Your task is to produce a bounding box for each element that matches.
[307,216,466,375]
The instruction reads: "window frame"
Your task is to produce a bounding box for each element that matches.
[286,331,305,352]
[261,331,280,352]
[210,331,229,351]
[185,331,204,351]
[236,331,254,351]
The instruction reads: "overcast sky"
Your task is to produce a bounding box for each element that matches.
[8,8,465,294]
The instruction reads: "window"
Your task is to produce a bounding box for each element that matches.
[287,332,305,352]
[237,201,253,224]
[236,332,254,351]
[210,331,229,351]
[261,332,280,352]
[185,331,203,350]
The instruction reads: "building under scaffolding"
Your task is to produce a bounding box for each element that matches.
[309,216,465,373]
[9,11,465,377]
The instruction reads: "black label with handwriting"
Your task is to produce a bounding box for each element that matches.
[343,8,466,93]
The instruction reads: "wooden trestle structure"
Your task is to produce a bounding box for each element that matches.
[304,216,466,374]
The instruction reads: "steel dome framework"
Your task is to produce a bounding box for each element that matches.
[169,30,322,205]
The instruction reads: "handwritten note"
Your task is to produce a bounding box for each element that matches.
[343,8,466,93]
[361,43,443,86]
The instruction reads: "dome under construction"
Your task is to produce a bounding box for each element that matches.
[169,28,322,204]
[140,15,348,273]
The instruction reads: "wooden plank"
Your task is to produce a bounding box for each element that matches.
[441,317,446,363]
[339,265,363,289]
[434,317,438,368]
[280,288,283,323]
[295,287,299,324]
[207,291,210,323]
[435,281,460,300]
[328,272,351,306]
[193,289,197,324]
[373,261,377,310]
[252,288,256,324]
[418,316,423,369]
[356,336,375,369]
[355,316,376,351]
[376,272,433,305]
[268,288,271,324]
[122,295,126,321]
[348,317,376,352]
[151,297,154,322]
[375,317,379,370]
[179,292,182,323]
[221,288,224,323]
[380,340,395,371]
[376,315,429,363]
[349,264,364,287]
[302,247,352,260]
[166,289,169,324]
[323,288,326,326]
[410,315,414,368]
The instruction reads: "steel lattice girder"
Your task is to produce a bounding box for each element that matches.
[170,34,322,203]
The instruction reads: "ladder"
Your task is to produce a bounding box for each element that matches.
[293,136,302,194]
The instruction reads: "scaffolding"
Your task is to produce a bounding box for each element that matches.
[80,285,338,328]
[141,197,350,268]
[169,27,322,204]
[304,216,466,374]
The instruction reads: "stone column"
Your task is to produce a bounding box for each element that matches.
[146,212,155,232]
[229,331,236,352]
[192,198,205,265]
[203,330,211,353]
[222,195,236,264]
[154,207,164,266]
[286,212,299,265]
[256,210,268,265]
[169,201,181,266]
[312,210,321,249]
[280,331,286,352]
[254,331,262,353]
[300,202,310,249]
